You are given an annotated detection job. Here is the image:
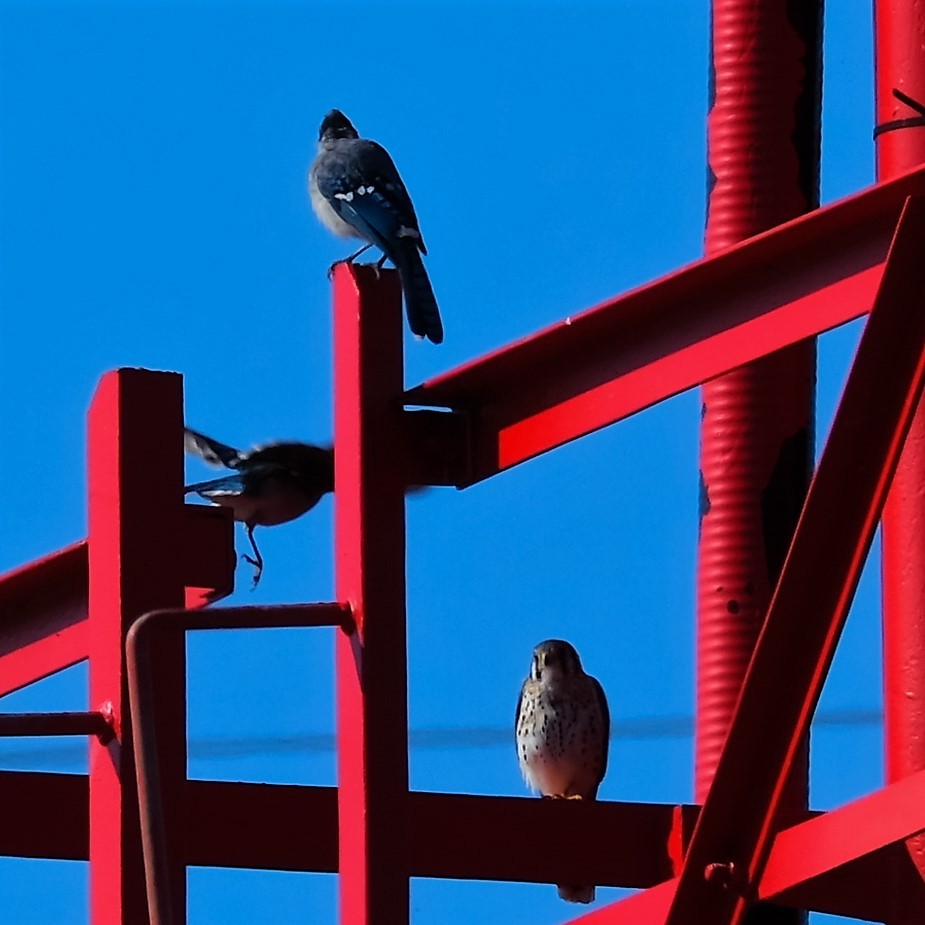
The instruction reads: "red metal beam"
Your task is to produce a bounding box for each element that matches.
[334,263,411,924]
[0,505,231,700]
[8,765,925,922]
[876,0,925,904]
[178,505,236,607]
[0,770,88,861]
[0,711,112,739]
[405,164,925,485]
[660,197,925,925]
[87,369,189,925]
[0,542,87,698]
[761,765,925,920]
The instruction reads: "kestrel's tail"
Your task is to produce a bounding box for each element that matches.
[557,884,595,904]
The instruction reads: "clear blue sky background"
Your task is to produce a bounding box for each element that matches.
[0,1,884,923]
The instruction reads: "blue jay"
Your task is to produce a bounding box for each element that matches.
[184,428,334,587]
[308,109,444,344]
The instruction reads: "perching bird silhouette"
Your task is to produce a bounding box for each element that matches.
[308,109,444,344]
[515,639,610,903]
[184,428,334,587]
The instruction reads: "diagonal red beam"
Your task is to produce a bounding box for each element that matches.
[660,197,925,925]
[760,762,925,903]
[0,542,87,698]
[405,164,925,485]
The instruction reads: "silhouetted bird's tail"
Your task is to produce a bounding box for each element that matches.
[395,247,443,344]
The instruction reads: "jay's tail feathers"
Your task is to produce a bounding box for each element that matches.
[395,247,444,344]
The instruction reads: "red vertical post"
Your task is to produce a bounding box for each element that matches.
[697,3,821,922]
[876,1,925,912]
[88,369,188,925]
[334,264,410,924]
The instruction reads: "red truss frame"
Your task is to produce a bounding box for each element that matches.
[3,167,925,924]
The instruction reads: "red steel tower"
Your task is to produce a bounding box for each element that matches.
[3,4,925,925]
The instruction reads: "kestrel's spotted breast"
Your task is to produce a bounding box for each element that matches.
[515,639,610,903]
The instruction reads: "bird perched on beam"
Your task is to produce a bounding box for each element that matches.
[515,639,610,904]
[308,109,444,344]
[184,428,334,587]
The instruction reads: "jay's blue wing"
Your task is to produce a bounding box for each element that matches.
[184,473,249,498]
[184,428,245,469]
[314,140,426,260]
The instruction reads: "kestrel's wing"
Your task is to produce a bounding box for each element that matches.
[514,679,528,751]
[589,676,610,796]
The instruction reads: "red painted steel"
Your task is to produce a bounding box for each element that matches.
[333,263,411,924]
[10,762,925,921]
[405,165,925,485]
[126,603,349,925]
[0,505,231,700]
[663,197,925,925]
[876,0,925,897]
[0,770,88,861]
[87,369,189,925]
[762,765,925,920]
[0,542,87,697]
[0,711,112,739]
[697,12,819,925]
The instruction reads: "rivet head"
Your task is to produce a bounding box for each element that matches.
[703,861,737,890]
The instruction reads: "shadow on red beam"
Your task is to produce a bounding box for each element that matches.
[186,789,693,884]
[0,543,88,698]
[8,771,925,921]
[407,793,697,887]
[185,780,338,872]
[0,771,87,861]
[406,166,925,485]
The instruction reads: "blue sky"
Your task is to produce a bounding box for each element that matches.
[0,2,884,923]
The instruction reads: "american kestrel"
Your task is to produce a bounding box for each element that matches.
[515,639,610,904]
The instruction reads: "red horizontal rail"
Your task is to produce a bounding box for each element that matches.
[7,768,925,922]
[405,164,925,485]
[0,711,113,739]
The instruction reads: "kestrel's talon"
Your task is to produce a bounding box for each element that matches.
[565,794,584,800]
